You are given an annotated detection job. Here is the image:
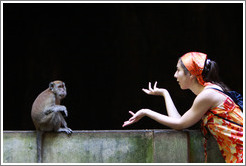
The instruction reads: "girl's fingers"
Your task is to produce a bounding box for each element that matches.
[142,89,150,94]
[129,116,136,121]
[122,120,133,127]
[148,82,152,90]
[122,122,128,127]
[129,111,135,115]
[154,81,157,89]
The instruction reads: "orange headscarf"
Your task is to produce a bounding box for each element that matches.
[181,52,207,86]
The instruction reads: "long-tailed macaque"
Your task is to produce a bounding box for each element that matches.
[31,80,72,163]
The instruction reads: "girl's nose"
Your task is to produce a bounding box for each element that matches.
[174,71,177,78]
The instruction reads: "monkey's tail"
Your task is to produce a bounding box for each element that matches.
[36,130,44,163]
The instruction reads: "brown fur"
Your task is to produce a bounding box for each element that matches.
[31,80,72,162]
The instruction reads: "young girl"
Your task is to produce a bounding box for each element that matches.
[122,52,243,163]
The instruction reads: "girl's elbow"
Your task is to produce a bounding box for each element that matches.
[172,125,184,130]
[172,121,186,130]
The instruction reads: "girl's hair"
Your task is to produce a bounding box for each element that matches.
[180,59,230,91]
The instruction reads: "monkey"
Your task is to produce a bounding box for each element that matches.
[31,80,72,163]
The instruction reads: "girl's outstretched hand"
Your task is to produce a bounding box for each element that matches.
[122,110,146,127]
[142,81,166,96]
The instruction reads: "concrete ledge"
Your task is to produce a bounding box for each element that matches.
[3,130,225,163]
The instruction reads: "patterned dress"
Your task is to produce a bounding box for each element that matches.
[201,88,243,163]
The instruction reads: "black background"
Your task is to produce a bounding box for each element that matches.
[3,3,243,130]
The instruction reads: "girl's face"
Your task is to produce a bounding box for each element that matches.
[174,60,193,89]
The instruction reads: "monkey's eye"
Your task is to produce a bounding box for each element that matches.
[58,85,63,88]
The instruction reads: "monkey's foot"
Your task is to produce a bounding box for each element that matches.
[58,127,73,135]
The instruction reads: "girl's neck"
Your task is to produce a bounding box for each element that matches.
[190,82,205,95]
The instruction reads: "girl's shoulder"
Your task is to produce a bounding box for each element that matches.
[197,84,227,109]
[197,88,220,101]
[204,82,223,91]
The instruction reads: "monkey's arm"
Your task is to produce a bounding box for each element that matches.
[44,105,68,117]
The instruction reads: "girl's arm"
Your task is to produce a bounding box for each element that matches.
[142,82,181,118]
[123,89,216,130]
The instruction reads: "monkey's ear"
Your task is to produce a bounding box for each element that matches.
[49,82,54,90]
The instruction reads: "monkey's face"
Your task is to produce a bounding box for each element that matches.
[50,81,67,100]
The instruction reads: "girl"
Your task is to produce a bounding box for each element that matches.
[122,52,243,163]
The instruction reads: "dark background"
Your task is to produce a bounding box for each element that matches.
[3,3,243,130]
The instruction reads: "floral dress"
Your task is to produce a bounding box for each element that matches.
[201,89,243,163]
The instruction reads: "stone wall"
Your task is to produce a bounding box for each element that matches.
[2,130,225,163]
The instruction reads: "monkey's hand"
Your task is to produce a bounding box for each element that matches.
[56,105,68,117]
[58,127,73,135]
[45,105,68,117]
[62,108,68,117]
